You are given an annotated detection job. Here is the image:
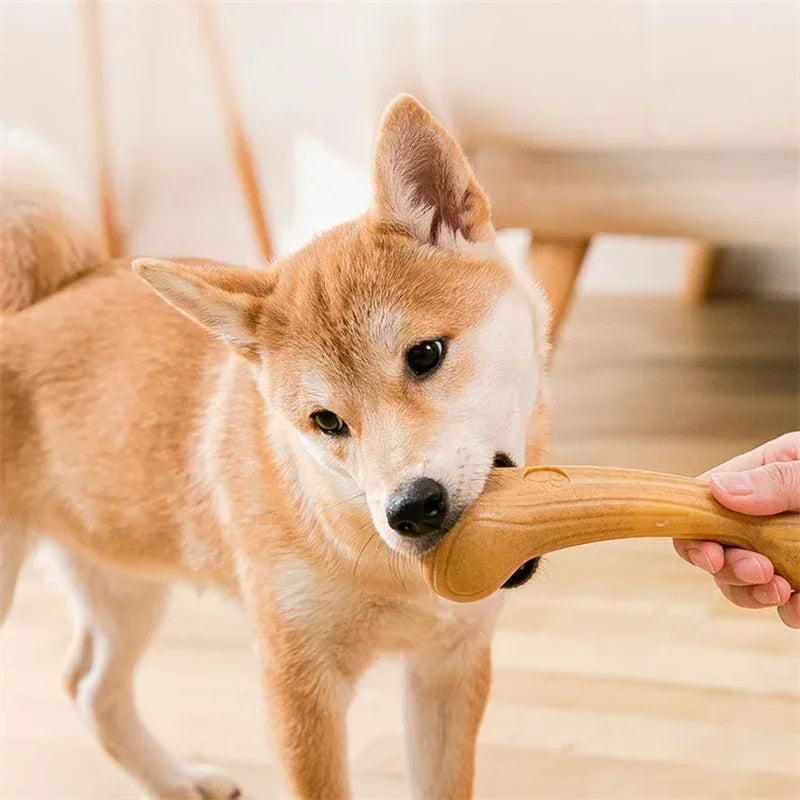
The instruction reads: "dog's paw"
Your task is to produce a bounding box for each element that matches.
[159,763,242,800]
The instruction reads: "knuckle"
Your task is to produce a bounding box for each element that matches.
[762,432,800,465]
[772,431,800,458]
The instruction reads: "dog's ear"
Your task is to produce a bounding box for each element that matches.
[133,258,275,360]
[370,94,494,250]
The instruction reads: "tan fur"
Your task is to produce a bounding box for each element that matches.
[0,96,550,799]
[0,128,105,311]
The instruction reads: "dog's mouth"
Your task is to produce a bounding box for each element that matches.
[413,453,533,565]
[501,557,540,588]
[491,452,541,588]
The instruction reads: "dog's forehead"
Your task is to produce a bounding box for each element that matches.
[368,308,406,350]
[293,307,408,405]
[272,224,512,364]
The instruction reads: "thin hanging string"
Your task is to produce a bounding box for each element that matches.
[194,0,274,263]
[82,0,122,258]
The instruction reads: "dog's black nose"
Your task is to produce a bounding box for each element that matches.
[386,478,447,536]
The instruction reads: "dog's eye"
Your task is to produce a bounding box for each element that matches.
[406,339,445,378]
[311,410,349,436]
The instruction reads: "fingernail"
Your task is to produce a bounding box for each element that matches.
[735,556,767,584]
[753,583,780,606]
[711,472,754,496]
[687,547,714,573]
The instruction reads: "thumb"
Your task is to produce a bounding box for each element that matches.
[710,461,800,515]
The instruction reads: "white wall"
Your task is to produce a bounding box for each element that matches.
[1,2,797,297]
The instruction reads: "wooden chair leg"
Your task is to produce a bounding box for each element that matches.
[81,0,122,258]
[681,242,718,305]
[527,235,591,347]
[194,0,274,262]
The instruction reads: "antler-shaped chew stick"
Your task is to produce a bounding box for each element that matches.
[422,466,800,603]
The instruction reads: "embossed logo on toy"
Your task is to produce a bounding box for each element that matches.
[522,467,571,490]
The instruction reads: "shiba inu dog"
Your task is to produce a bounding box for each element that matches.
[0,96,550,799]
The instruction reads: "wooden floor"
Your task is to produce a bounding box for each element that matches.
[1,297,799,799]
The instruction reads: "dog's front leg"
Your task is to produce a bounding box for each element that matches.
[242,580,357,800]
[263,648,353,800]
[404,637,492,800]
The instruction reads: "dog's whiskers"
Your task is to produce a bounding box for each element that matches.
[351,528,379,590]
[320,490,367,514]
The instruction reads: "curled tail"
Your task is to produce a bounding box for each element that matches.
[1,129,104,621]
[0,127,104,312]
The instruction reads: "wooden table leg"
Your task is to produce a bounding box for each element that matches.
[527,235,591,347]
[681,241,718,305]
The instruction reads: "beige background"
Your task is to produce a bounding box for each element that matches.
[1,1,797,296]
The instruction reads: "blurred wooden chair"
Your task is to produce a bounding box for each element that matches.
[81,0,273,264]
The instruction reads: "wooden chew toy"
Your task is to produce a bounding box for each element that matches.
[422,466,800,603]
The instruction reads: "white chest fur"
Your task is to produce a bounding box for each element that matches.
[272,556,502,655]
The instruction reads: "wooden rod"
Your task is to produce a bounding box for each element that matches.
[681,241,718,306]
[193,0,274,262]
[527,235,590,349]
[81,0,122,258]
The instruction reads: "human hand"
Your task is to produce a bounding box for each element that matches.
[673,432,800,628]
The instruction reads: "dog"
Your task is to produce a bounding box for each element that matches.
[0,96,550,799]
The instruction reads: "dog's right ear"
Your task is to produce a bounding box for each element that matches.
[370,94,494,252]
[133,258,275,360]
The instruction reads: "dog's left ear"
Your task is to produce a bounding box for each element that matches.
[133,258,275,360]
[370,95,494,250]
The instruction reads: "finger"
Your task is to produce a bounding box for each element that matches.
[777,593,800,628]
[712,548,775,586]
[672,539,724,574]
[698,432,800,479]
[710,461,800,515]
[752,575,793,606]
[717,579,790,609]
